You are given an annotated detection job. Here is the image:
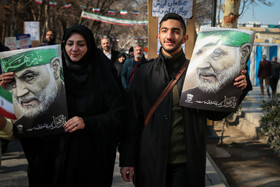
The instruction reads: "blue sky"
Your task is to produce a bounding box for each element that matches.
[237,0,280,25]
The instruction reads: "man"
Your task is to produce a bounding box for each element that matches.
[119,13,247,187]
[180,28,253,111]
[100,37,119,63]
[40,30,56,46]
[121,45,147,89]
[0,47,67,137]
[128,46,134,59]
[258,55,272,97]
[270,56,280,97]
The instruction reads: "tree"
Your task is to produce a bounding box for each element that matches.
[221,0,273,28]
[0,0,148,52]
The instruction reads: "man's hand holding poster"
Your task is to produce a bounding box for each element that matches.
[180,26,255,112]
[0,45,68,137]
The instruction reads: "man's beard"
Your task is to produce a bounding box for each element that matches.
[160,39,182,54]
[134,54,143,60]
[196,59,241,93]
[15,76,59,118]
[46,40,55,45]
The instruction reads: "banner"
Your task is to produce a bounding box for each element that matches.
[81,11,148,26]
[152,0,193,18]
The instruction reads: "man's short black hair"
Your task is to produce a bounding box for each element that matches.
[159,13,186,35]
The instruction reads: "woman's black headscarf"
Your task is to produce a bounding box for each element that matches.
[61,25,102,116]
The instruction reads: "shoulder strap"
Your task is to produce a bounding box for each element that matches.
[144,59,189,126]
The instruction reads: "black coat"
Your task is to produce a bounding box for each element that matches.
[98,48,120,63]
[120,51,232,187]
[55,25,125,187]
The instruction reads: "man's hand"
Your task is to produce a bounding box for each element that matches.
[234,69,247,90]
[120,167,134,182]
[0,72,15,89]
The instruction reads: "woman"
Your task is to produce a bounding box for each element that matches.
[113,53,126,79]
[56,25,124,186]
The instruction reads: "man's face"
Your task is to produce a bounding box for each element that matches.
[158,19,187,56]
[134,46,144,60]
[46,31,55,42]
[193,37,241,93]
[101,38,111,52]
[10,64,58,118]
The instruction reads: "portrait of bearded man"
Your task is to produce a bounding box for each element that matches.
[0,45,68,137]
[180,27,254,112]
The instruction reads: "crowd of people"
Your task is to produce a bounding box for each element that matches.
[0,12,277,187]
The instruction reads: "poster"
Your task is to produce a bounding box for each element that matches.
[0,45,68,137]
[4,37,17,50]
[152,0,193,18]
[180,26,255,112]
[16,34,32,49]
[24,21,40,41]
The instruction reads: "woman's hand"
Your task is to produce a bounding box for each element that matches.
[233,69,247,90]
[64,116,85,133]
[0,72,15,89]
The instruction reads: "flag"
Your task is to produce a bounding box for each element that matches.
[80,5,87,9]
[108,9,115,15]
[49,1,57,6]
[133,11,139,16]
[64,4,71,8]
[34,0,43,4]
[92,8,100,12]
[0,87,16,120]
[120,10,128,15]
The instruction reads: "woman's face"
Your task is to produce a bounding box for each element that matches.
[65,32,88,62]
[118,56,126,63]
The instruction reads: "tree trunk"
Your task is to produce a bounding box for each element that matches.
[222,0,241,28]
[10,0,19,37]
[217,0,222,26]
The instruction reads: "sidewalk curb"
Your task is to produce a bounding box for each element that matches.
[206,152,229,187]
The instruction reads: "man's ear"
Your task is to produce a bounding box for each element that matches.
[50,57,61,79]
[240,44,251,68]
[182,35,188,44]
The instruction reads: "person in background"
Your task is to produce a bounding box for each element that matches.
[119,13,248,187]
[40,30,56,46]
[100,37,119,63]
[55,25,124,187]
[258,55,272,97]
[270,56,280,97]
[128,46,134,59]
[114,53,126,80]
[121,45,147,89]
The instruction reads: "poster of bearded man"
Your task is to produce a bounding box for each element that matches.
[180,27,255,112]
[0,45,68,137]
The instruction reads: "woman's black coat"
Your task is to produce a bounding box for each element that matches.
[55,25,124,187]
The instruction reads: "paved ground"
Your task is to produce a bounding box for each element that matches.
[211,87,280,187]
[0,139,225,187]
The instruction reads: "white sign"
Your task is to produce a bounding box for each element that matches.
[24,21,40,41]
[152,0,193,18]
[4,37,17,50]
